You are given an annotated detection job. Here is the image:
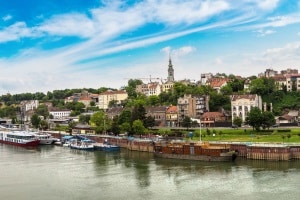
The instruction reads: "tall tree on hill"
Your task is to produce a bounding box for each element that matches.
[31,113,41,129]
[261,111,276,130]
[131,104,146,125]
[245,107,263,131]
[35,104,49,119]
[125,79,143,98]
[118,110,132,125]
[182,116,192,130]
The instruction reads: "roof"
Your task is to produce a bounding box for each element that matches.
[231,94,258,101]
[166,106,177,114]
[273,75,286,81]
[209,79,227,88]
[145,106,167,113]
[49,107,71,112]
[79,96,92,101]
[202,112,224,118]
[278,114,293,120]
[100,90,127,95]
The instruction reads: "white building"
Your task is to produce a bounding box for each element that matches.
[98,90,128,110]
[231,94,262,123]
[49,108,71,119]
[20,100,39,112]
[136,82,161,97]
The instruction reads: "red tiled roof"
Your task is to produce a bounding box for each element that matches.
[166,106,177,113]
[202,112,223,118]
[79,96,92,101]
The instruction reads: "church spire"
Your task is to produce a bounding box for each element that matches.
[167,56,174,82]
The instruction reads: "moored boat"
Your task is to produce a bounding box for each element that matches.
[30,132,59,145]
[69,139,95,151]
[0,130,40,147]
[154,141,238,162]
[93,143,120,152]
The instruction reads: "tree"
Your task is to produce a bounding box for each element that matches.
[35,104,49,119]
[233,117,242,127]
[158,128,171,136]
[111,116,120,135]
[261,111,276,130]
[147,95,160,106]
[144,116,155,129]
[39,120,48,130]
[245,107,263,131]
[119,122,131,135]
[131,104,146,125]
[31,113,41,129]
[249,78,267,96]
[90,111,110,134]
[90,101,96,107]
[108,100,118,108]
[228,78,244,93]
[79,114,91,124]
[132,119,146,135]
[209,92,231,111]
[125,79,143,98]
[220,85,233,95]
[182,116,192,130]
[118,110,132,125]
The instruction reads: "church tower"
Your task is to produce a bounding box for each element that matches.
[167,56,174,82]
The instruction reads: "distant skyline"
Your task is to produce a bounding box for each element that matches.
[1,0,300,94]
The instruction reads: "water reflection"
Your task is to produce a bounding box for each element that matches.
[2,144,300,200]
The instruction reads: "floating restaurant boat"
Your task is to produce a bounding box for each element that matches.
[0,130,40,147]
[154,141,238,162]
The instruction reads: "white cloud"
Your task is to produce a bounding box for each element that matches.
[172,46,196,56]
[255,29,276,37]
[160,46,196,57]
[266,15,300,27]
[0,22,33,43]
[38,13,95,38]
[256,0,280,10]
[262,42,300,62]
[160,46,171,55]
[146,0,230,25]
[2,15,12,21]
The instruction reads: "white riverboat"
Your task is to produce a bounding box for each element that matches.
[0,130,40,147]
[31,132,59,145]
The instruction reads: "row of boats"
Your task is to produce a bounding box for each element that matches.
[0,130,121,152]
[62,135,120,152]
[0,129,237,162]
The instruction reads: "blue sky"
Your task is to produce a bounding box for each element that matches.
[1,0,300,94]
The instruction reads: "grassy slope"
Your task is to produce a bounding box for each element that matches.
[190,128,300,143]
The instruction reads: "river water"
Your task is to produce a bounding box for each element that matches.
[1,144,300,200]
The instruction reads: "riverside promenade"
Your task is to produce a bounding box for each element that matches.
[50,132,300,161]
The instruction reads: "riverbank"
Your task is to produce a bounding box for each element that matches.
[49,132,300,161]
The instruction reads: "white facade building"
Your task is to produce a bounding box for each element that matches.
[231,94,262,123]
[98,90,128,110]
[49,108,71,119]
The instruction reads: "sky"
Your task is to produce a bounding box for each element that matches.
[1,0,300,94]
